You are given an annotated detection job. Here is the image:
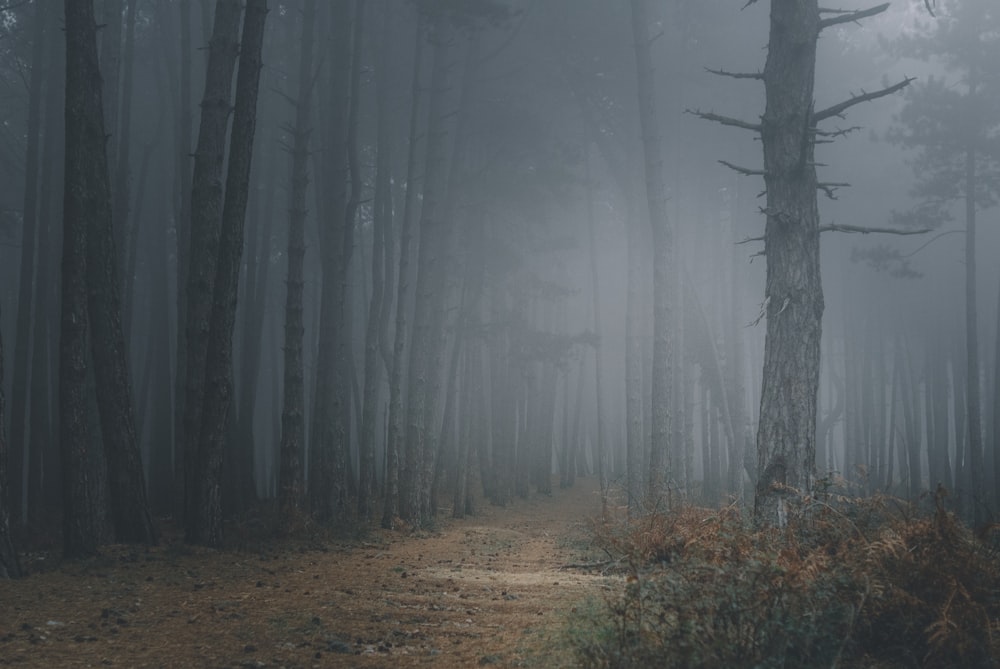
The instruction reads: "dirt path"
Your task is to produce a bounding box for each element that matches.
[1,478,609,668]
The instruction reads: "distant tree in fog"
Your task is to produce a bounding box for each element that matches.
[888,0,1000,520]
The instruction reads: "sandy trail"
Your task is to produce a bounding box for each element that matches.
[1,477,609,668]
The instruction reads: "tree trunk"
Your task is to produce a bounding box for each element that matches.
[630,0,674,508]
[382,13,425,529]
[191,0,267,547]
[402,14,455,525]
[114,0,139,327]
[182,0,241,542]
[61,0,110,557]
[10,0,51,527]
[172,0,194,520]
[309,0,353,523]
[754,0,823,527]
[0,304,21,578]
[279,0,316,521]
[360,0,393,522]
[964,142,983,524]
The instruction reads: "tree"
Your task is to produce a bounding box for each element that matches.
[0,303,20,578]
[278,0,317,521]
[61,0,112,557]
[695,0,910,526]
[182,0,242,543]
[887,0,1000,518]
[630,0,674,510]
[190,0,268,546]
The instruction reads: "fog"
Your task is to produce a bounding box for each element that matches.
[0,0,997,546]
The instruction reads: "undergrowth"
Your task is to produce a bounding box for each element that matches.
[568,489,1000,668]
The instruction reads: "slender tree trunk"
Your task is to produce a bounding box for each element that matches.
[279,0,316,521]
[964,142,983,524]
[360,0,393,522]
[192,0,267,547]
[173,0,195,520]
[754,0,823,526]
[100,0,123,194]
[309,0,353,523]
[182,0,242,543]
[10,0,50,527]
[402,14,455,525]
[993,274,1000,506]
[0,304,20,578]
[625,194,644,515]
[584,158,608,514]
[382,14,425,529]
[630,0,674,507]
[114,0,139,323]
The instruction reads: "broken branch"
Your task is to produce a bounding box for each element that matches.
[813,77,915,124]
[819,224,932,235]
[705,67,764,81]
[686,109,762,133]
[719,160,766,177]
[818,3,890,30]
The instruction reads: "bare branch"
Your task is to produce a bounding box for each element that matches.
[686,108,762,133]
[719,160,766,177]
[705,67,764,81]
[819,224,932,235]
[737,235,765,245]
[818,3,890,30]
[813,125,862,138]
[742,0,760,9]
[817,182,850,199]
[812,77,914,124]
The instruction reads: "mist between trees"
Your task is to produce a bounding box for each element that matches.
[0,0,997,569]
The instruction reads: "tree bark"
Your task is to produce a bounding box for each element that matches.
[192,0,267,547]
[382,13,425,529]
[630,0,674,508]
[9,0,50,527]
[61,0,109,557]
[401,14,455,525]
[182,0,241,542]
[279,0,316,521]
[0,304,21,578]
[753,0,823,526]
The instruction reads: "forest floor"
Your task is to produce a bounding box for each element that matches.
[0,477,613,668]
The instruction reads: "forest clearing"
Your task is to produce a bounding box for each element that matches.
[1,478,606,668]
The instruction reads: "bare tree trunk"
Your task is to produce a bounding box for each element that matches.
[360,0,392,522]
[630,0,674,508]
[0,304,20,578]
[382,13,425,529]
[402,14,455,525]
[279,0,316,521]
[753,0,823,526]
[61,0,111,557]
[10,0,50,527]
[182,0,242,543]
[963,141,984,524]
[309,0,353,523]
[115,0,139,328]
[192,0,267,547]
[172,0,195,520]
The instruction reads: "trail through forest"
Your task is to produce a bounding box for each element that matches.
[1,478,609,667]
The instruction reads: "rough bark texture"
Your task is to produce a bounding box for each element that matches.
[182,0,241,543]
[754,0,823,526]
[61,0,107,558]
[0,305,21,578]
[630,0,673,508]
[192,0,267,547]
[279,0,316,521]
